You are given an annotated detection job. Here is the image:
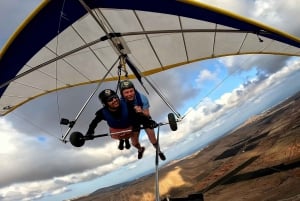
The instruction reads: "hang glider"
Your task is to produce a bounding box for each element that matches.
[1,0,300,116]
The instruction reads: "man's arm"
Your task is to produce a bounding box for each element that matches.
[86,110,103,136]
[135,93,151,117]
[134,106,150,117]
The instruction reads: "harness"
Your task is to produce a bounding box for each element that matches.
[101,100,131,128]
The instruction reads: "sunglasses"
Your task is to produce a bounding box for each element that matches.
[106,95,119,102]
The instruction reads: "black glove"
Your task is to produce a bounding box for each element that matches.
[85,131,94,140]
[147,119,158,129]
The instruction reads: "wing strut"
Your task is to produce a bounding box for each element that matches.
[125,56,182,119]
[155,124,162,201]
[77,0,182,118]
[60,57,120,142]
[125,56,149,94]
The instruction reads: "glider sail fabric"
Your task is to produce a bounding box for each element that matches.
[1,0,300,116]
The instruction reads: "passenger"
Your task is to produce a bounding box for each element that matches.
[119,80,166,161]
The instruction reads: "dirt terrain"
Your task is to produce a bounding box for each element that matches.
[72,91,300,201]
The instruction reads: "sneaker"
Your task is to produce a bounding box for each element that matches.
[158,152,166,161]
[125,139,131,149]
[138,147,145,159]
[118,139,124,150]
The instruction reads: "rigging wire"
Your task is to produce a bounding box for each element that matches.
[115,55,129,93]
[78,0,181,118]
[142,73,179,118]
[10,112,61,140]
[52,1,181,121]
[55,0,67,137]
[181,55,253,119]
[127,54,182,119]
[61,57,120,142]
[125,56,181,118]
[78,0,124,56]
[142,75,181,118]
[53,0,119,141]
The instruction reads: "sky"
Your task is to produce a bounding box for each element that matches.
[1,0,300,201]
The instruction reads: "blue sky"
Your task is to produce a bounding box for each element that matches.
[1,1,300,201]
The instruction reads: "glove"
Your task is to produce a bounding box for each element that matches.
[147,119,158,129]
[85,131,95,140]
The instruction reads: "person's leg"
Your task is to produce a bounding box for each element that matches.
[130,131,145,159]
[153,142,166,161]
[145,128,157,144]
[145,129,166,161]
[125,138,131,149]
[111,128,128,150]
[118,139,124,150]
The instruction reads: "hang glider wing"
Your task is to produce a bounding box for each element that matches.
[1,0,300,116]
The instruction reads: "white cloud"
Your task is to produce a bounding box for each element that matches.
[0,119,19,154]
[253,0,279,20]
[175,56,300,145]
[196,69,218,84]
[0,116,138,200]
[198,0,300,36]
[1,57,299,201]
[1,1,300,201]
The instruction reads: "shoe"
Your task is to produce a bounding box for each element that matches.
[118,139,124,150]
[138,147,145,159]
[158,152,166,161]
[125,139,131,149]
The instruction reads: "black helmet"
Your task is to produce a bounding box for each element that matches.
[99,89,118,105]
[119,80,135,94]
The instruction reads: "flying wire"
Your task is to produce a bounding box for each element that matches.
[181,55,252,119]
[10,112,61,140]
[55,0,67,137]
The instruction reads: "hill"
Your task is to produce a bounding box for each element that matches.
[72,91,300,201]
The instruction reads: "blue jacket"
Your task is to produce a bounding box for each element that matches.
[86,99,132,135]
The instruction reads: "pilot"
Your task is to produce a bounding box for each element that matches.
[85,89,145,159]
